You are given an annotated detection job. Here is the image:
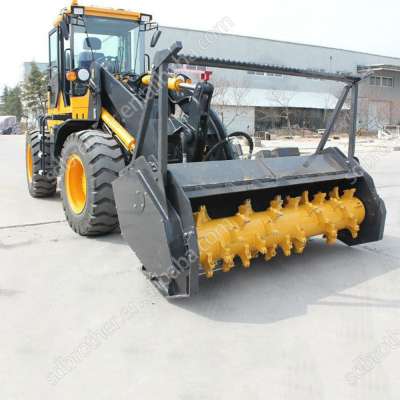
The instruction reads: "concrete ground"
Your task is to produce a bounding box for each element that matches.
[1,135,399,400]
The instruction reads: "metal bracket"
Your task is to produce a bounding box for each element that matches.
[38,115,50,176]
[133,41,184,182]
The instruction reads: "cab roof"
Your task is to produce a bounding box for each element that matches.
[54,3,151,26]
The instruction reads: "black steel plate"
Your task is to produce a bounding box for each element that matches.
[168,148,363,199]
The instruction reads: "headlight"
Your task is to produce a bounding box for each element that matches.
[77,68,90,82]
[71,6,85,15]
[140,14,152,23]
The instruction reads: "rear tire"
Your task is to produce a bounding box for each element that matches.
[60,130,125,236]
[26,131,57,198]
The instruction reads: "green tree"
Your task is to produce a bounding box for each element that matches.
[22,62,49,119]
[0,85,23,121]
[0,86,9,114]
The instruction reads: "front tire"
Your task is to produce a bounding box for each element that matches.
[60,130,125,236]
[26,131,57,198]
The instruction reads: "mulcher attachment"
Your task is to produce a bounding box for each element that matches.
[112,43,386,298]
[113,147,386,298]
[195,187,365,278]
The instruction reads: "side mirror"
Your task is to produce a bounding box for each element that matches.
[150,30,162,48]
[60,17,69,40]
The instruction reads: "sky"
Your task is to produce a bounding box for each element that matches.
[1,0,400,90]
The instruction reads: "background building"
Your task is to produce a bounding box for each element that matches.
[149,27,400,134]
[26,30,400,135]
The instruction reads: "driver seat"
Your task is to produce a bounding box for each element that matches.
[79,37,105,70]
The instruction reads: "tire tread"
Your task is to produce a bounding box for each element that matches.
[26,131,57,198]
[60,129,125,236]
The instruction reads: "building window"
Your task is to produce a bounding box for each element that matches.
[247,70,282,77]
[370,75,393,88]
[382,77,394,87]
[370,76,380,86]
[185,65,199,71]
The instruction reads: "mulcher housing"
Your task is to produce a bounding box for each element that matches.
[113,43,386,297]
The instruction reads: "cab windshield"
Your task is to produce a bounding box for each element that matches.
[72,16,144,74]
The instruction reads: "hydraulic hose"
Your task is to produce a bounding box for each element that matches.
[203,131,254,161]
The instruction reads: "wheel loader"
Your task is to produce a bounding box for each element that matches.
[25,1,386,297]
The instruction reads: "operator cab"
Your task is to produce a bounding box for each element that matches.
[48,3,155,111]
[72,16,145,74]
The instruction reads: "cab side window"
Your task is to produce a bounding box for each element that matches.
[63,35,72,104]
[49,30,59,108]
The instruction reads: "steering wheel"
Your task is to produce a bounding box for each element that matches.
[95,56,119,73]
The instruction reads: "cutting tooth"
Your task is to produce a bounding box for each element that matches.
[313,192,327,205]
[325,234,338,245]
[222,250,234,272]
[250,249,259,258]
[329,187,340,200]
[268,196,284,220]
[270,195,283,210]
[343,188,356,199]
[265,245,277,261]
[255,234,267,255]
[236,200,253,224]
[195,206,211,226]
[238,199,254,217]
[325,223,338,244]
[348,221,360,238]
[301,191,310,205]
[280,235,293,257]
[285,196,301,209]
[302,191,315,214]
[204,252,217,278]
[239,244,252,268]
[293,227,307,253]
[293,239,306,254]
[206,270,214,278]
[206,253,214,267]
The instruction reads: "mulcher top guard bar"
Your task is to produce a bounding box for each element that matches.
[174,53,361,162]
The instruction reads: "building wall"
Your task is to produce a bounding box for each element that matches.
[148,27,400,132]
[255,107,331,131]
[212,105,255,134]
[150,27,400,93]
[358,70,400,130]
